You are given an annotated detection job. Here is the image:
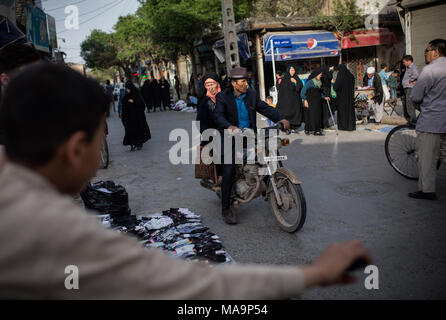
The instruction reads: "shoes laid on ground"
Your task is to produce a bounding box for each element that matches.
[222,208,237,225]
[408,191,438,200]
[325,127,336,131]
[291,129,300,134]
[305,131,310,135]
[314,131,325,136]
[130,145,136,151]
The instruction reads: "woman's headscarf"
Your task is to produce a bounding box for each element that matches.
[201,72,221,103]
[335,64,354,84]
[125,81,144,105]
[308,67,323,80]
[125,81,137,94]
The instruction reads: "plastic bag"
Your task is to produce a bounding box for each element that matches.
[80,181,131,217]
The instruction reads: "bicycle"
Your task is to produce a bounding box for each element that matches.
[385,123,441,179]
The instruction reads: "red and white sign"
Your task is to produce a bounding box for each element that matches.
[307,38,318,49]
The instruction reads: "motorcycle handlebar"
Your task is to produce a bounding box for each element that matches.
[263,122,291,135]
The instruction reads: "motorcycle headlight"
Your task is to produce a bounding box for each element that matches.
[281,138,290,146]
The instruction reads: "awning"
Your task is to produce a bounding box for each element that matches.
[263,31,340,62]
[342,28,397,49]
[213,33,251,63]
[0,16,26,49]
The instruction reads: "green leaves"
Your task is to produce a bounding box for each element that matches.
[81,0,253,70]
[80,29,118,69]
[311,0,363,35]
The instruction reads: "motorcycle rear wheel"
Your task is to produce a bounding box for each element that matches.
[269,172,306,233]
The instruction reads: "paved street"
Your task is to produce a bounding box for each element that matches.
[94,110,446,299]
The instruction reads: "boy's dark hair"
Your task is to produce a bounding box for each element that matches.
[106,79,110,85]
[393,70,400,75]
[0,43,40,74]
[0,63,109,166]
[402,55,413,62]
[266,96,273,101]
[428,38,446,57]
[380,63,387,69]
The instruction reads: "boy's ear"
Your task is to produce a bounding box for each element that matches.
[63,131,88,167]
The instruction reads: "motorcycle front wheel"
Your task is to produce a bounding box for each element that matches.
[269,172,306,233]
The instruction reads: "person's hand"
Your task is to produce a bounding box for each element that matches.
[280,119,290,131]
[290,78,297,84]
[228,125,239,134]
[301,241,372,288]
[331,79,335,83]
[119,113,122,119]
[129,99,134,103]
[409,81,416,86]
[304,100,309,108]
[325,97,331,101]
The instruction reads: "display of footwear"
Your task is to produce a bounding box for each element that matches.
[408,191,438,200]
[222,208,237,225]
[314,132,325,136]
[305,131,310,135]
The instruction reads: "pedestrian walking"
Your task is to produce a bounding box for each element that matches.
[152,78,162,112]
[105,80,115,116]
[402,55,419,124]
[379,63,391,102]
[409,39,446,200]
[159,76,171,111]
[276,66,304,132]
[388,70,399,100]
[121,81,151,151]
[141,78,153,113]
[363,67,384,124]
[321,65,334,129]
[174,74,181,100]
[333,64,356,131]
[301,68,329,136]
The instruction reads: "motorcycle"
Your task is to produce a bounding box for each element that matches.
[199,123,306,233]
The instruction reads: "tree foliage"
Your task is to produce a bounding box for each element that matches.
[252,0,324,18]
[80,30,118,70]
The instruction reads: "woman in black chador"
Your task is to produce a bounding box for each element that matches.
[301,68,328,136]
[159,77,171,111]
[122,81,151,150]
[276,65,303,132]
[321,65,334,129]
[333,64,356,131]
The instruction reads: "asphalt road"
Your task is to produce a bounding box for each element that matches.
[94,109,446,299]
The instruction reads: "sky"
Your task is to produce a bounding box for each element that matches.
[41,0,141,64]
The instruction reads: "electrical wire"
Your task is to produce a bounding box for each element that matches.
[56,0,122,22]
[45,0,88,12]
[57,0,125,34]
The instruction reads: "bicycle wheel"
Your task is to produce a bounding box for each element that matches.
[100,137,109,169]
[385,124,418,179]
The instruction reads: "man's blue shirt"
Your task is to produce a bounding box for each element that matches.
[233,92,250,128]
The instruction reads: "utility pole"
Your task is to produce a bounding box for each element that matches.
[221,0,240,73]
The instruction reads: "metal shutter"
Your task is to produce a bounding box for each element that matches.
[411,3,446,69]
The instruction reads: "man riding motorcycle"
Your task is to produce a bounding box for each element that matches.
[214,67,290,224]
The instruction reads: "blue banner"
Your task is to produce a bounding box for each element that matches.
[25,3,49,53]
[213,33,251,61]
[263,31,340,61]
